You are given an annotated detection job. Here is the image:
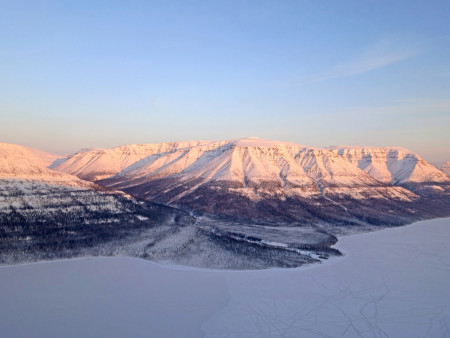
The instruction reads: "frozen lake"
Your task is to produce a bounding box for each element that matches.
[1,218,449,337]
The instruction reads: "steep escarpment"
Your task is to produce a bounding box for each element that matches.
[330,146,448,185]
[52,141,214,181]
[86,138,443,226]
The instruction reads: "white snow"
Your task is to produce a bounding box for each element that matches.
[0,142,64,168]
[48,138,447,204]
[14,139,444,190]
[330,146,449,184]
[0,143,98,189]
[433,161,450,176]
[1,217,449,338]
[52,141,214,181]
[80,138,422,203]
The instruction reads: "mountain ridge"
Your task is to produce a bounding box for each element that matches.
[53,137,446,226]
[53,138,449,186]
[0,142,95,189]
[330,145,448,185]
[1,139,449,269]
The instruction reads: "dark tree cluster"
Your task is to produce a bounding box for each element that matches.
[0,185,194,264]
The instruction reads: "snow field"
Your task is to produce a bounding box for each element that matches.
[1,217,449,338]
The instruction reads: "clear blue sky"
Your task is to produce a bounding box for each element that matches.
[1,0,449,161]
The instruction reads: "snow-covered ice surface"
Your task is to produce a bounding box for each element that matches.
[0,258,229,338]
[1,218,449,338]
[203,217,450,337]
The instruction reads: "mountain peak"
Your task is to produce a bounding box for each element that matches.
[0,142,64,169]
[0,142,95,188]
[330,145,448,184]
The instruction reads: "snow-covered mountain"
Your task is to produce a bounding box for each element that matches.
[0,142,73,182]
[330,146,449,184]
[101,137,416,200]
[52,141,212,181]
[0,142,337,268]
[0,142,63,167]
[433,161,450,176]
[2,140,449,268]
[55,137,446,225]
[0,142,193,264]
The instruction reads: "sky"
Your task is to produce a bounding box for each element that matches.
[1,0,449,161]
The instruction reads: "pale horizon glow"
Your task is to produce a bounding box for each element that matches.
[1,1,449,162]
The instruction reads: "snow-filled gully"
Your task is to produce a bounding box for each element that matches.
[309,177,350,215]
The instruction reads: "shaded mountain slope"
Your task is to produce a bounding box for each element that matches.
[82,137,449,226]
[0,143,194,264]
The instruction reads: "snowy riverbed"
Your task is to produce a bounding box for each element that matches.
[1,218,449,337]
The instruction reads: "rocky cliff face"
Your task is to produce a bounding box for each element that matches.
[330,146,448,184]
[63,137,446,226]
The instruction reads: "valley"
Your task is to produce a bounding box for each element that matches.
[1,138,449,269]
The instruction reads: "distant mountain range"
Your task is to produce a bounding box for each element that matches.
[433,161,450,176]
[1,138,449,269]
[52,137,449,225]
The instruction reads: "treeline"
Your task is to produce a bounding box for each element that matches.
[0,188,194,264]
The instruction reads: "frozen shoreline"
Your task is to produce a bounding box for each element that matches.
[1,217,449,337]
